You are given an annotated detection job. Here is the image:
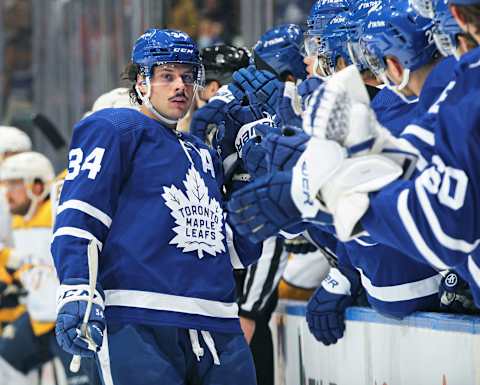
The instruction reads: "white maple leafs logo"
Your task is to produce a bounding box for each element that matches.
[162,166,225,259]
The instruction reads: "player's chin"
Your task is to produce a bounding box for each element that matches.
[166,104,189,119]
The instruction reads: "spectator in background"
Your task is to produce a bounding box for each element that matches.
[167,0,199,38]
[197,10,225,49]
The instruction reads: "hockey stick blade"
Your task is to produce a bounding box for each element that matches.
[32,113,66,149]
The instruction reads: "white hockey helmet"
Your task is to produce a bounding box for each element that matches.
[84,87,138,117]
[1,151,55,219]
[1,151,54,185]
[0,126,32,157]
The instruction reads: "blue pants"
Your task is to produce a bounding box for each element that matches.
[98,323,257,385]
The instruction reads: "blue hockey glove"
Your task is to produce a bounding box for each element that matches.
[284,235,317,254]
[190,84,246,143]
[275,82,303,128]
[214,103,264,161]
[241,137,268,179]
[263,126,311,172]
[298,77,323,111]
[439,271,476,314]
[191,99,230,143]
[306,267,360,345]
[227,82,247,102]
[227,170,332,243]
[55,278,106,358]
[240,123,281,179]
[232,66,281,116]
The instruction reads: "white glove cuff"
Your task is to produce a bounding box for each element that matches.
[56,283,105,315]
[321,268,351,296]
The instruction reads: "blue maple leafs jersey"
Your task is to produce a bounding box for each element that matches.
[306,222,441,318]
[398,56,457,170]
[370,87,418,136]
[52,108,261,333]
[362,47,480,306]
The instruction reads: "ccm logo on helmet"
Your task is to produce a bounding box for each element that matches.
[173,48,194,54]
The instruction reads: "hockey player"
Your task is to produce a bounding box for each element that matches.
[303,0,350,78]
[0,151,97,384]
[0,127,31,330]
[0,126,31,252]
[52,29,258,385]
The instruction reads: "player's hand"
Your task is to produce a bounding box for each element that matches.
[214,104,264,162]
[239,316,256,344]
[439,271,476,314]
[190,85,243,143]
[298,76,323,110]
[232,66,281,116]
[284,235,317,254]
[306,267,360,345]
[263,126,311,172]
[239,123,281,179]
[55,278,106,358]
[227,171,332,243]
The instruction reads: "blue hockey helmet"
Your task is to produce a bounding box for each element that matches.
[346,0,384,71]
[252,24,307,80]
[359,0,438,97]
[306,0,351,33]
[304,0,351,77]
[315,12,355,76]
[411,0,463,58]
[132,28,204,84]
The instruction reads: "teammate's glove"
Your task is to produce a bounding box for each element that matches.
[284,235,317,254]
[306,267,360,345]
[298,76,323,111]
[241,125,310,180]
[190,85,244,144]
[439,271,476,314]
[232,66,281,116]
[275,81,303,128]
[215,104,264,162]
[55,278,106,358]
[227,82,247,102]
[227,170,332,243]
[239,123,281,179]
[263,126,311,172]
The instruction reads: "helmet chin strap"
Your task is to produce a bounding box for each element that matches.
[24,180,50,222]
[380,70,417,105]
[136,76,197,128]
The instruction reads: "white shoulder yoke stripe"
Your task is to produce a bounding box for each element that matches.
[57,200,112,228]
[402,124,435,146]
[52,227,103,251]
[397,189,449,270]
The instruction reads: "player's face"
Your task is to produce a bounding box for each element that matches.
[148,64,196,120]
[4,179,31,216]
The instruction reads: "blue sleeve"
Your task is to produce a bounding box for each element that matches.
[362,124,480,274]
[51,112,138,282]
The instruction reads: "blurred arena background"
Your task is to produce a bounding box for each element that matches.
[0,0,314,171]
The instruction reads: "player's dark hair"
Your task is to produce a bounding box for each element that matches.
[454,4,480,34]
[122,62,143,105]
